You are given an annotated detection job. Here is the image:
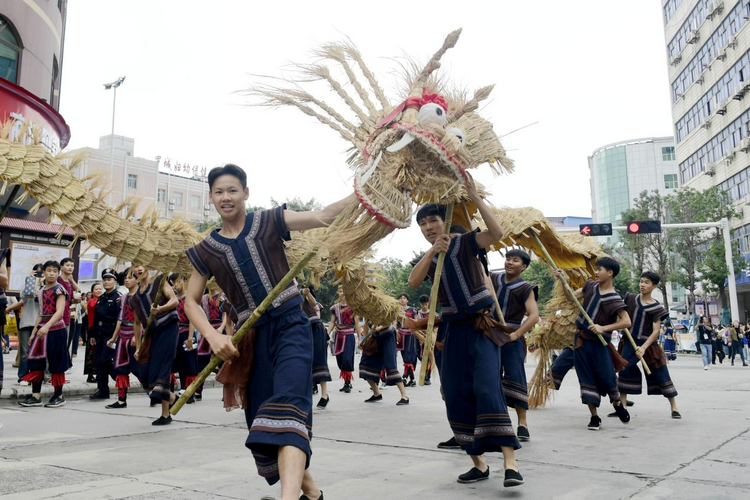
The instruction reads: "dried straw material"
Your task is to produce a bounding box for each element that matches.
[336,258,403,326]
[250,30,513,269]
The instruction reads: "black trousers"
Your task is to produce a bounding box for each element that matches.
[94,326,116,394]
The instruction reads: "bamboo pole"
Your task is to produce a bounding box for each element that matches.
[419,203,454,386]
[622,327,652,375]
[171,247,319,414]
[530,232,608,346]
[461,203,507,326]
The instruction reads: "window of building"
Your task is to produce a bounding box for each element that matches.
[0,17,21,84]
[49,55,59,109]
[671,1,750,103]
[664,174,679,189]
[662,147,676,161]
[174,192,183,207]
[191,195,201,209]
[157,188,166,202]
[127,173,137,189]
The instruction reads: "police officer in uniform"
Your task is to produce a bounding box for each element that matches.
[90,269,122,400]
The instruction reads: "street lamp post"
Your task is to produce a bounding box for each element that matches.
[104,76,126,205]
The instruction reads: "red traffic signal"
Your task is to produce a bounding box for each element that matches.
[579,223,612,236]
[626,220,661,234]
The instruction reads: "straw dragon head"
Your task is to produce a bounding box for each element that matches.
[253,29,513,230]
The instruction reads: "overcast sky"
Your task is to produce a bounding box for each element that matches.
[59,0,674,266]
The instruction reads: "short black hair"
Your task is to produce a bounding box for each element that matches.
[32,263,43,272]
[419,294,429,304]
[506,248,531,267]
[416,204,446,223]
[449,224,467,234]
[60,257,74,266]
[208,163,247,190]
[595,256,620,277]
[43,260,60,272]
[640,271,660,285]
[119,267,132,286]
[397,293,409,300]
[168,272,180,286]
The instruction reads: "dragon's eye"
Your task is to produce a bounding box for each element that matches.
[446,127,466,146]
[417,103,448,128]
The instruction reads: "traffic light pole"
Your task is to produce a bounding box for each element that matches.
[560,218,739,322]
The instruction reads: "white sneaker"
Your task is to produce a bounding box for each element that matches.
[18,381,29,386]
[704,366,708,370]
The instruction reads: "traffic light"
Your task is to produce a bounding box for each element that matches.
[626,220,662,234]
[579,223,613,236]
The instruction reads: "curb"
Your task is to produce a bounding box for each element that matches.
[1,376,221,401]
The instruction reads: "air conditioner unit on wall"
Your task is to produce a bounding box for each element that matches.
[706,165,717,176]
[688,29,700,44]
[741,138,750,152]
[733,82,747,100]
[670,54,682,66]
[708,1,724,20]
[717,48,728,61]
[724,151,736,163]
[716,97,730,115]
[702,118,712,129]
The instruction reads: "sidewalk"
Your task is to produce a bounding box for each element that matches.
[0,348,220,400]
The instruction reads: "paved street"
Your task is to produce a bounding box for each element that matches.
[1,352,749,500]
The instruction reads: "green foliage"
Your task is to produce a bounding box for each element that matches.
[523,260,554,313]
[377,255,432,306]
[271,197,323,212]
[620,190,672,303]
[667,186,741,313]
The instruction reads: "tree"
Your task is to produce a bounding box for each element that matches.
[602,243,635,297]
[523,259,555,313]
[696,187,743,313]
[621,190,673,305]
[271,197,323,212]
[667,186,741,315]
[377,256,432,305]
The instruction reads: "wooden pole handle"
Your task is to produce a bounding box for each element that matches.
[530,232,608,346]
[419,203,454,386]
[622,328,652,375]
[171,247,319,415]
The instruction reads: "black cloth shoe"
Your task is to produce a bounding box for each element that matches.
[195,393,202,401]
[339,384,347,392]
[588,415,602,430]
[19,396,43,407]
[613,402,630,423]
[424,379,432,385]
[299,491,324,500]
[343,383,352,393]
[316,396,329,409]
[517,425,530,442]
[606,412,618,418]
[437,436,460,449]
[503,469,524,487]
[86,375,96,383]
[312,385,318,395]
[44,396,66,408]
[89,391,110,400]
[396,398,409,406]
[457,466,489,483]
[671,410,682,419]
[626,400,634,407]
[364,394,383,403]
[105,401,127,409]
[152,415,172,426]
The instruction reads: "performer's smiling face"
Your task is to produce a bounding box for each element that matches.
[418,214,445,244]
[504,256,527,277]
[210,174,249,220]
